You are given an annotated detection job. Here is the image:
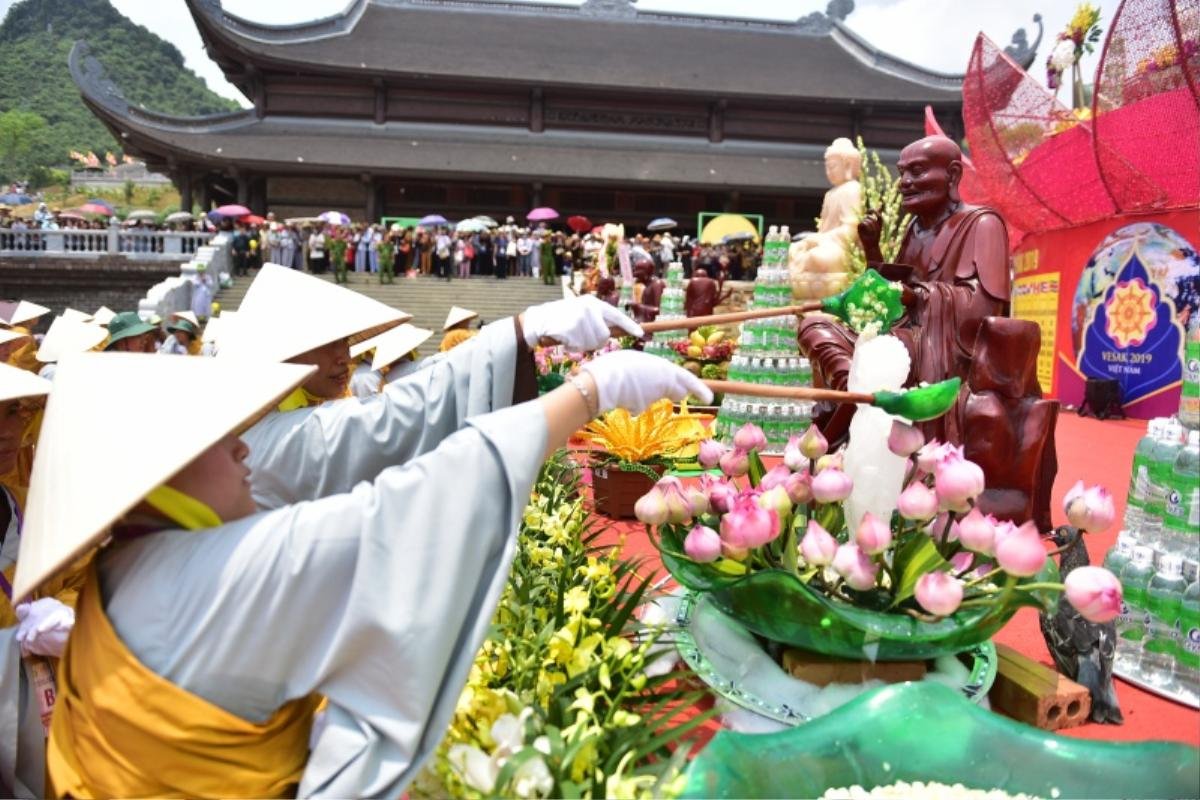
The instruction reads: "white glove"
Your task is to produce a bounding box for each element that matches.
[581,350,712,415]
[522,295,643,351]
[15,598,75,659]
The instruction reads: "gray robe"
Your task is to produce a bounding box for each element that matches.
[100,400,547,797]
[243,317,522,510]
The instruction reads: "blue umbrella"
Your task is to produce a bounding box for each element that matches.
[647,217,677,232]
[0,193,32,205]
[419,214,448,226]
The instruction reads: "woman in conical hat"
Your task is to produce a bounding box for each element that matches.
[17,346,707,798]
[347,323,434,400]
[227,266,643,511]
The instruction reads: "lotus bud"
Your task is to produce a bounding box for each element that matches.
[934,451,986,512]
[914,571,964,617]
[1064,566,1123,623]
[949,550,975,575]
[720,498,780,548]
[783,435,807,471]
[702,475,738,514]
[759,464,792,491]
[994,521,1047,577]
[1063,481,1116,533]
[887,420,925,458]
[684,525,722,563]
[957,507,996,555]
[697,439,727,470]
[733,422,768,453]
[798,425,828,460]
[811,468,853,503]
[685,485,709,516]
[855,511,893,556]
[660,481,694,525]
[897,481,938,521]
[832,543,879,591]
[784,470,812,505]
[757,485,793,518]
[815,452,843,474]
[634,488,669,526]
[800,519,838,566]
[721,540,749,561]
[992,519,1018,548]
[719,448,750,478]
[916,440,953,474]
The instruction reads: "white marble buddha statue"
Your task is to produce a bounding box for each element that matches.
[790,137,862,300]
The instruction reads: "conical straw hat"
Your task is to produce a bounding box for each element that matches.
[61,308,92,324]
[351,324,433,371]
[0,300,50,328]
[92,306,117,326]
[0,361,51,403]
[219,263,411,363]
[35,316,108,363]
[443,305,478,331]
[172,310,200,327]
[0,328,30,348]
[13,353,315,600]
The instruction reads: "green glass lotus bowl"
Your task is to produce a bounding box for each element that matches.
[659,527,1060,661]
[680,682,1200,799]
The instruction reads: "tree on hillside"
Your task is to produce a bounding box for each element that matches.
[0,109,48,182]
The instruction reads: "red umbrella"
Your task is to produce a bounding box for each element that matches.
[526,207,559,222]
[566,215,592,233]
[214,204,251,218]
[77,202,113,216]
[590,225,605,236]
[241,214,266,225]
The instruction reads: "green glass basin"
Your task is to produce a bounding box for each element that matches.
[680,682,1200,799]
[659,527,1060,661]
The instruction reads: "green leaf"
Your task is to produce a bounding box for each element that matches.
[747,449,766,488]
[890,534,949,607]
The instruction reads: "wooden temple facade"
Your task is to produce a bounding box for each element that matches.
[69,0,1024,228]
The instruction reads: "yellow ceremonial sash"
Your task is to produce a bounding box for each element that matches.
[47,564,320,799]
[277,384,352,412]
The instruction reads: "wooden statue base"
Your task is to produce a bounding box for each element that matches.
[989,643,1091,730]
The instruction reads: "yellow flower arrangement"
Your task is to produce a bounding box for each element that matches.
[582,398,708,464]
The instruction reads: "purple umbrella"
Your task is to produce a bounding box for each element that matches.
[214,204,252,218]
[527,207,559,222]
[318,210,351,226]
[419,214,448,226]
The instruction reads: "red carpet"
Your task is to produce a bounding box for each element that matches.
[587,413,1200,746]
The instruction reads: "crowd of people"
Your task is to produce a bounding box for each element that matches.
[0,267,712,797]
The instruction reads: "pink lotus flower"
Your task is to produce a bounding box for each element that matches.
[719,448,750,478]
[832,543,879,591]
[733,422,768,453]
[800,520,838,566]
[756,485,793,517]
[914,571,964,616]
[897,481,938,521]
[1063,481,1116,533]
[798,425,829,460]
[950,550,975,575]
[888,420,925,458]
[815,452,844,474]
[994,521,1047,577]
[1064,566,1123,623]
[783,435,807,471]
[934,450,986,512]
[784,471,812,505]
[702,474,738,514]
[685,485,709,516]
[855,511,892,555]
[957,507,996,555]
[684,525,722,563]
[916,440,956,474]
[992,519,1019,548]
[927,512,960,543]
[811,468,853,503]
[720,497,780,548]
[634,488,669,526]
[759,464,793,492]
[698,439,727,470]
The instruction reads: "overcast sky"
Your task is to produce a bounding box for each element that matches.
[2,0,1115,107]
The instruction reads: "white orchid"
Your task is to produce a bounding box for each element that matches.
[1050,38,1076,71]
[448,709,555,798]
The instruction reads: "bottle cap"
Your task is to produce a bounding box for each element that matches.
[1159,552,1184,577]
[1132,545,1155,567]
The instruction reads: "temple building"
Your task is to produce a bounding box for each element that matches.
[70,0,1038,227]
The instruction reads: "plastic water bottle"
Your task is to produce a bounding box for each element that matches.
[1163,430,1199,555]
[1144,552,1187,690]
[1145,420,1185,553]
[1180,313,1200,430]
[1116,545,1156,672]
[1179,579,1200,702]
[1102,531,1134,577]
[1124,419,1163,538]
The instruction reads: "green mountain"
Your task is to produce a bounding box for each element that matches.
[0,0,239,177]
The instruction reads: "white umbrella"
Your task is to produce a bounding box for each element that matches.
[165,211,194,224]
[456,219,487,233]
[473,216,499,228]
